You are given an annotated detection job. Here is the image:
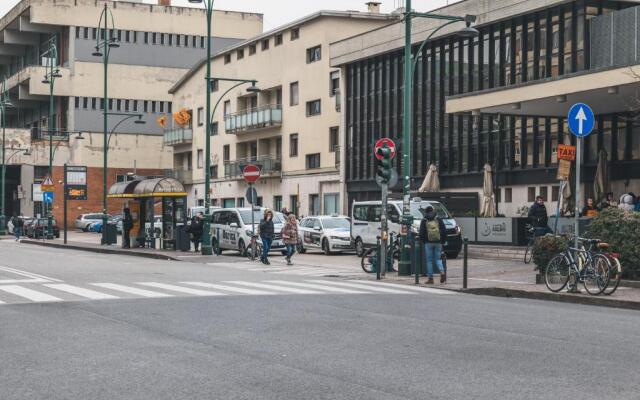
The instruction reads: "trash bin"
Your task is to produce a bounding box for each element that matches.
[176,224,191,251]
[105,223,118,245]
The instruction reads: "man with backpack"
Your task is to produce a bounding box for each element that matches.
[11,215,24,242]
[419,206,447,284]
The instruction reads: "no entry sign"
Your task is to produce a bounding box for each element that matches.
[374,138,397,160]
[242,164,261,184]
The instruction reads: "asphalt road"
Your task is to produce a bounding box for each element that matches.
[1,240,639,400]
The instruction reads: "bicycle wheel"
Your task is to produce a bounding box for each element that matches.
[545,254,571,292]
[361,248,376,273]
[582,254,610,295]
[524,239,534,264]
[602,256,622,295]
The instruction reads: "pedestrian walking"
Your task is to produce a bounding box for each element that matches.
[122,208,133,249]
[282,214,298,265]
[189,212,204,252]
[11,215,23,242]
[528,196,552,235]
[259,209,275,265]
[419,206,447,284]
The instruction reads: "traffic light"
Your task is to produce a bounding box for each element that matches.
[376,144,393,184]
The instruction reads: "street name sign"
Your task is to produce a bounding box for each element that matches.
[568,103,595,137]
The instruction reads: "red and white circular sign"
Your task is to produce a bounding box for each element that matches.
[242,164,261,184]
[374,138,397,160]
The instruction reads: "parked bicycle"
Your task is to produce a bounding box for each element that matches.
[361,232,400,274]
[246,234,263,261]
[524,224,539,264]
[545,238,611,295]
[595,242,622,295]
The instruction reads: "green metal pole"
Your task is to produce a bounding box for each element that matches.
[47,54,55,240]
[0,104,5,235]
[201,0,214,255]
[399,1,413,276]
[102,3,109,245]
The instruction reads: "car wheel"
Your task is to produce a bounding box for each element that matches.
[322,239,332,256]
[446,252,459,260]
[84,224,91,232]
[355,237,365,257]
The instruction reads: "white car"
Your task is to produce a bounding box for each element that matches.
[75,213,108,232]
[209,207,286,256]
[298,215,353,255]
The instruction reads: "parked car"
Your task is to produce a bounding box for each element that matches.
[351,198,462,258]
[209,207,286,256]
[297,215,353,255]
[6,216,32,234]
[75,213,109,232]
[90,216,124,234]
[26,218,60,239]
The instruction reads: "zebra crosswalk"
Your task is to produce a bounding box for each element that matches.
[0,279,453,306]
[213,261,362,278]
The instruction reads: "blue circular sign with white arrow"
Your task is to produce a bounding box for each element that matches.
[568,103,595,138]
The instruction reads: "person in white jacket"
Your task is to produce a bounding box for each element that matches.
[618,194,635,212]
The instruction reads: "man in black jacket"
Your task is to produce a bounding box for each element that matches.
[122,208,133,249]
[419,206,447,284]
[528,196,551,236]
[190,213,204,252]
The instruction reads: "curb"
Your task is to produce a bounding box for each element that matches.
[21,240,181,261]
[457,287,640,311]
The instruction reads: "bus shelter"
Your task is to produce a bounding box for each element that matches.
[108,177,188,250]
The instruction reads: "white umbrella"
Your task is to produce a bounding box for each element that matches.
[418,164,440,192]
[593,149,609,208]
[480,163,496,217]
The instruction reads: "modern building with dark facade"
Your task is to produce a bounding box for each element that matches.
[331,0,640,216]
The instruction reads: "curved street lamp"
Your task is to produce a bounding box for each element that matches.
[0,76,12,234]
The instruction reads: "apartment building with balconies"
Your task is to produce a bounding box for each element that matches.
[169,7,396,216]
[0,0,262,223]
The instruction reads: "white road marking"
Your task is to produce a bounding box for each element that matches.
[44,284,119,300]
[0,285,63,302]
[347,280,455,295]
[310,280,416,294]
[225,281,324,294]
[181,282,275,295]
[0,266,62,283]
[90,283,174,298]
[137,282,225,296]
[265,280,369,294]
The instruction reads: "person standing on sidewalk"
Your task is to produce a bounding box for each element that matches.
[189,212,204,252]
[528,196,552,235]
[122,208,133,249]
[282,214,298,266]
[419,206,447,284]
[259,209,275,265]
[11,215,23,242]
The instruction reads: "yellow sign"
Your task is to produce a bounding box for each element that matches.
[41,176,55,192]
[558,144,576,161]
[557,159,571,181]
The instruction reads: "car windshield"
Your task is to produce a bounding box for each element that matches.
[321,218,350,229]
[239,210,285,225]
[410,202,450,219]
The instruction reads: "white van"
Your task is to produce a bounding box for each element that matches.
[209,207,286,256]
[351,198,462,258]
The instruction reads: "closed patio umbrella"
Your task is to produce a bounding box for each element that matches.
[593,149,609,208]
[480,163,496,217]
[418,164,440,192]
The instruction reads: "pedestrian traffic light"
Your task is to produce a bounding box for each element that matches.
[376,144,393,184]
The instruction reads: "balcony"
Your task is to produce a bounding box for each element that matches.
[164,128,193,146]
[224,104,282,134]
[31,128,70,141]
[224,156,282,179]
[166,168,193,185]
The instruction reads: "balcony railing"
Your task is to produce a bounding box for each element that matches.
[164,128,193,145]
[31,128,69,141]
[165,168,193,184]
[224,156,282,179]
[224,104,282,134]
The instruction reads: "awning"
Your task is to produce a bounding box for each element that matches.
[107,178,187,199]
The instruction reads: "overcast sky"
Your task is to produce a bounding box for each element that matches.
[0,0,459,30]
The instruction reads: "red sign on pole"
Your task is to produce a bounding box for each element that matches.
[374,138,397,160]
[242,164,261,184]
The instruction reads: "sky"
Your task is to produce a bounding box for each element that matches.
[0,0,460,30]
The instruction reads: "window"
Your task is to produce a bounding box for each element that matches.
[144,32,149,44]
[527,187,536,202]
[273,196,283,211]
[249,44,256,55]
[82,97,88,109]
[152,32,157,44]
[330,71,340,96]
[261,39,269,51]
[307,45,321,63]
[197,107,204,126]
[133,100,138,112]
[211,122,218,136]
[291,28,300,41]
[223,199,235,208]
[540,186,548,201]
[309,194,320,215]
[133,31,137,43]
[323,193,339,215]
[223,100,231,116]
[505,188,513,203]
[192,36,197,47]
[275,34,283,46]
[290,195,299,215]
[200,36,205,48]
[74,97,80,109]
[143,101,148,113]
[289,82,299,106]
[223,145,230,162]
[116,99,121,111]
[125,31,130,42]
[224,54,231,64]
[123,99,129,111]
[289,134,298,157]
[109,99,113,110]
[329,127,339,152]
[210,165,218,179]
[210,79,219,92]
[159,102,164,113]
[151,101,156,113]
[160,33,165,45]
[100,98,104,110]
[306,153,320,169]
[92,28,97,40]
[353,205,369,221]
[91,98,97,110]
[552,186,560,202]
[168,34,173,46]
[176,34,181,46]
[84,27,89,39]
[76,27,80,39]
[306,100,321,116]
[236,198,245,207]
[197,149,203,169]
[237,49,244,60]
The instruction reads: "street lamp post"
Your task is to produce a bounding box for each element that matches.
[188,0,215,255]
[42,37,63,239]
[0,76,11,235]
[92,3,119,245]
[398,1,478,275]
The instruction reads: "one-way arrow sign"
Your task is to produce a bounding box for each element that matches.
[568,103,595,138]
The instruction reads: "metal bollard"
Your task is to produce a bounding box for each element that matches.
[414,236,421,284]
[376,236,381,281]
[463,237,469,289]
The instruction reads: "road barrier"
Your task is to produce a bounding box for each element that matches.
[463,237,469,289]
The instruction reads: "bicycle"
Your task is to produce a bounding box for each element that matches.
[246,234,263,261]
[361,232,400,274]
[524,224,541,264]
[595,242,622,296]
[544,238,611,295]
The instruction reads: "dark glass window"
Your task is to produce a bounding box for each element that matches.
[290,134,298,157]
[307,45,321,63]
[306,100,321,116]
[306,153,320,169]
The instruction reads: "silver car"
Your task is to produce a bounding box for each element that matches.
[75,213,107,232]
[297,215,353,255]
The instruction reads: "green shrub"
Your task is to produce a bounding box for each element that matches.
[587,207,640,280]
[532,235,570,272]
